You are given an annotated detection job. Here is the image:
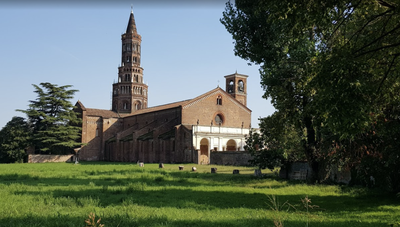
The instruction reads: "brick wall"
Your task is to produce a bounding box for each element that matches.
[79,116,122,161]
[105,107,184,163]
[210,151,252,166]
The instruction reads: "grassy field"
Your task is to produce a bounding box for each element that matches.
[0,162,398,227]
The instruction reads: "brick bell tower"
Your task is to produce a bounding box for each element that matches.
[224,72,248,106]
[112,10,148,113]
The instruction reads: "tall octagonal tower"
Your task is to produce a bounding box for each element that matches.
[112,10,148,113]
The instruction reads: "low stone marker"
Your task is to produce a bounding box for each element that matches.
[254,169,262,177]
[179,166,184,170]
[139,162,144,167]
[192,167,197,172]
[159,163,164,168]
[211,167,217,173]
[233,169,240,174]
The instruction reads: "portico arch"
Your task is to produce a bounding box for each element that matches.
[200,138,209,164]
[226,139,237,151]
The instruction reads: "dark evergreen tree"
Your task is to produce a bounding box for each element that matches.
[0,116,31,163]
[18,82,82,154]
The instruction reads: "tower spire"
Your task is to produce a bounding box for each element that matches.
[126,9,137,34]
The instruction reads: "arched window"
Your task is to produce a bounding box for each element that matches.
[123,102,129,110]
[217,95,222,105]
[238,80,244,92]
[124,74,130,82]
[228,80,234,93]
[215,114,223,125]
[135,102,142,110]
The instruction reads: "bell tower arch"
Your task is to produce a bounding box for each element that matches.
[224,72,248,106]
[112,10,148,113]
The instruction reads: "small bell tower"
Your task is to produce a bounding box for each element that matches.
[112,9,148,113]
[224,72,248,106]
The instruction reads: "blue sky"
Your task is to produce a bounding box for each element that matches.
[0,1,275,129]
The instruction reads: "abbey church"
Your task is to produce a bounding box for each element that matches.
[75,11,251,164]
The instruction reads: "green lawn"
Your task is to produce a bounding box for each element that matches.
[0,162,398,227]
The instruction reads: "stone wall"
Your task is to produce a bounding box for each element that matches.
[28,154,74,163]
[210,151,251,166]
[192,149,200,164]
[279,162,312,180]
[279,162,352,184]
[329,165,352,184]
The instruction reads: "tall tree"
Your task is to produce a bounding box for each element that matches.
[18,83,82,154]
[221,0,400,182]
[0,117,31,163]
[245,112,304,171]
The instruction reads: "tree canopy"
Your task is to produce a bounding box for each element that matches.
[0,117,31,163]
[18,82,82,154]
[222,0,400,188]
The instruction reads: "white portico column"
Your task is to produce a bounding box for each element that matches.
[209,137,214,150]
[208,137,213,165]
[218,137,223,151]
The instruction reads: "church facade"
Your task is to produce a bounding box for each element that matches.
[75,11,251,164]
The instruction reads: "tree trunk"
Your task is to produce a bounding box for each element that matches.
[303,115,320,183]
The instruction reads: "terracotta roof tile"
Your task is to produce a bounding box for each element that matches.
[130,99,191,116]
[85,108,121,118]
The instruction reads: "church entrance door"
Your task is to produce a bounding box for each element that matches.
[200,138,209,164]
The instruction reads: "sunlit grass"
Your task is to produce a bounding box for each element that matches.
[0,162,398,226]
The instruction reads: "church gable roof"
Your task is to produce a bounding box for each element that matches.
[182,87,251,114]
